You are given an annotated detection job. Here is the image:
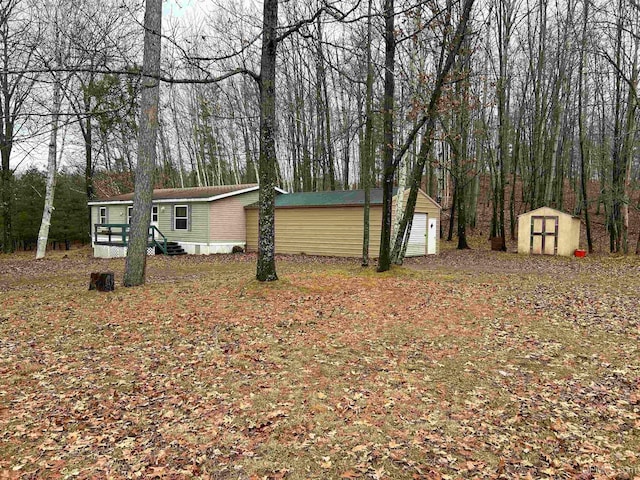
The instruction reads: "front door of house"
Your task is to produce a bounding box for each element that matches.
[530,215,558,255]
[150,206,159,238]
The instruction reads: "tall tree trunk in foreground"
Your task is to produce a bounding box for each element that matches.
[377,0,396,272]
[256,0,279,281]
[123,0,161,287]
[361,0,374,267]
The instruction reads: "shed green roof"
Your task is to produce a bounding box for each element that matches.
[272,188,391,207]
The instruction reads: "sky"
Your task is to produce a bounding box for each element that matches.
[14,0,208,174]
[164,0,195,18]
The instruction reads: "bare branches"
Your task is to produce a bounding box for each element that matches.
[393,0,476,170]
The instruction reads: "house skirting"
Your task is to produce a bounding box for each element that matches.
[177,241,245,255]
[92,241,244,258]
[92,244,156,258]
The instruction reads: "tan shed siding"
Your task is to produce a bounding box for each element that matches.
[246,209,259,252]
[210,196,248,242]
[246,206,384,257]
[517,215,530,253]
[556,217,580,256]
[158,202,210,243]
[518,207,580,256]
[413,191,436,214]
[246,189,443,258]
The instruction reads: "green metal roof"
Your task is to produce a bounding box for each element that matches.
[273,188,390,207]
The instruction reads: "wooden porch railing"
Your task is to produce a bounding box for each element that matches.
[93,223,168,254]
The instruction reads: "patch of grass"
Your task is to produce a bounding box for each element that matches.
[1,252,638,479]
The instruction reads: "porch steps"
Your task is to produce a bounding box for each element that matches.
[158,241,187,256]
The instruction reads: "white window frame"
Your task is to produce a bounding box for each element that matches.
[127,206,134,225]
[151,205,158,223]
[174,204,188,230]
[99,206,107,224]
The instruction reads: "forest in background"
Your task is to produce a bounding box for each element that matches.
[1,0,639,255]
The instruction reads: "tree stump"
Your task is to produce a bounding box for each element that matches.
[89,272,115,292]
[490,236,507,252]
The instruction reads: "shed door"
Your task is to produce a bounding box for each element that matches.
[406,213,427,257]
[530,215,558,255]
[427,218,437,255]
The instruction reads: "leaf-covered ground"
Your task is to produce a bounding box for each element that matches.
[1,247,639,479]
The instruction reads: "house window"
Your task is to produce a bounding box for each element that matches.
[127,206,134,224]
[151,205,158,223]
[174,205,188,230]
[99,207,107,224]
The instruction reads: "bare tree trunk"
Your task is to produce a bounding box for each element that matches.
[170,88,185,187]
[361,0,374,267]
[256,0,279,282]
[36,78,62,259]
[451,54,471,250]
[610,0,625,253]
[315,17,336,190]
[123,0,162,287]
[619,21,639,254]
[377,0,396,272]
[0,135,12,254]
[1,0,38,253]
[393,158,408,243]
[83,83,94,234]
[577,0,593,253]
[390,0,475,264]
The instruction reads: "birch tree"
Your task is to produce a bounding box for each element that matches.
[36,1,73,259]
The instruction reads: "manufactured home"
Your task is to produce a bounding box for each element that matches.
[89,184,285,258]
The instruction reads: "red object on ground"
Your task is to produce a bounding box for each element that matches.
[574,249,586,258]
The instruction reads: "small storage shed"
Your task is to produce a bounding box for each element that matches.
[245,188,441,257]
[517,206,581,256]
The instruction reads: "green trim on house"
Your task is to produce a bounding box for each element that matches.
[245,188,399,209]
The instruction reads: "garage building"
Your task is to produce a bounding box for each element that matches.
[245,188,441,257]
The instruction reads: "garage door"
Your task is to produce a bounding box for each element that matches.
[405,213,427,257]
